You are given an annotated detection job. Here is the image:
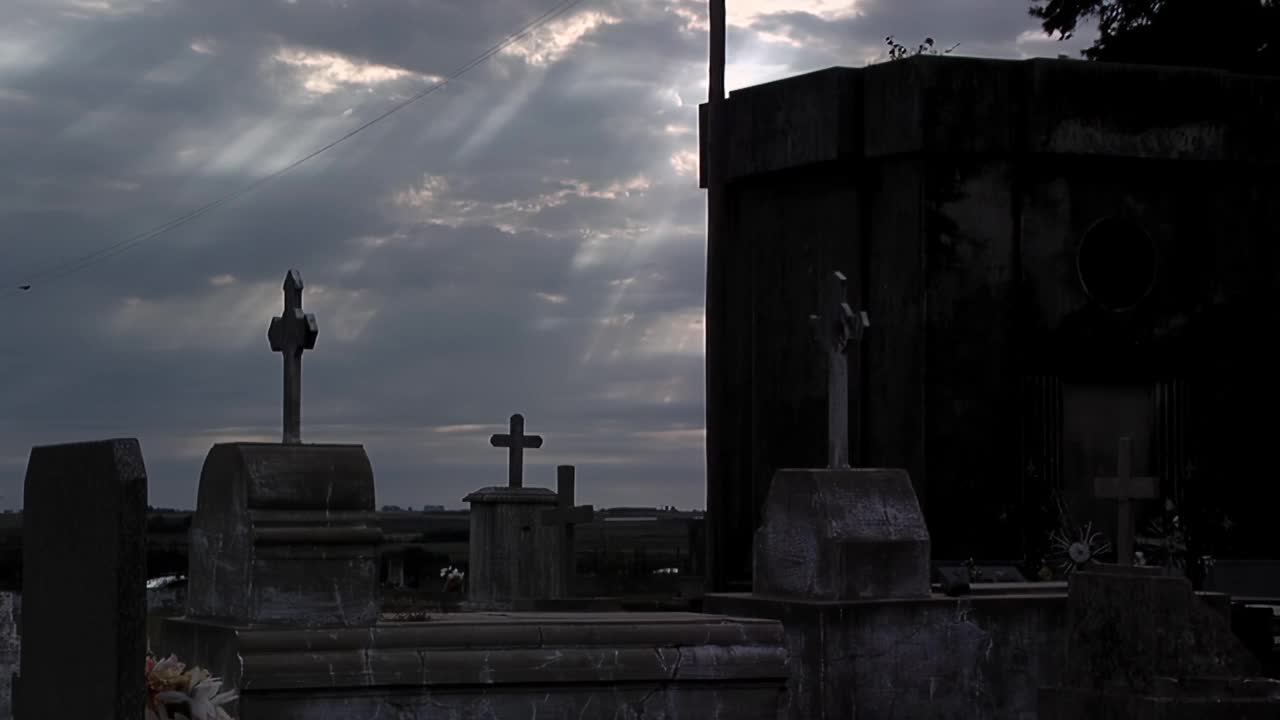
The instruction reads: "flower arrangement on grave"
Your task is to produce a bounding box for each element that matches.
[1135,498,1187,569]
[1047,522,1111,576]
[440,565,465,592]
[438,565,465,612]
[1135,497,1222,587]
[145,653,238,720]
[1043,491,1111,577]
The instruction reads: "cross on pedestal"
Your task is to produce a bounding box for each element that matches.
[1093,435,1160,566]
[490,413,543,488]
[267,269,318,445]
[541,465,594,590]
[809,270,870,469]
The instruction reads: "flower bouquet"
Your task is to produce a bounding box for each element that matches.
[145,653,238,720]
[439,566,465,612]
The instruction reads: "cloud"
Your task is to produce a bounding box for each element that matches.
[0,0,1096,511]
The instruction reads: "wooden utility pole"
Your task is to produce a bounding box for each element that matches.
[704,0,729,592]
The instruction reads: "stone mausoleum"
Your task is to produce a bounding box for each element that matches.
[701,56,1280,591]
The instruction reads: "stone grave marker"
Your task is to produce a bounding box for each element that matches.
[540,465,594,595]
[1093,435,1159,566]
[465,413,561,609]
[267,269,318,445]
[185,284,380,626]
[17,439,148,719]
[753,269,930,600]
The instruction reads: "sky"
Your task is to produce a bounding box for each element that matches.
[0,0,1096,511]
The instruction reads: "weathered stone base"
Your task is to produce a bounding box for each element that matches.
[706,588,1067,720]
[161,611,789,719]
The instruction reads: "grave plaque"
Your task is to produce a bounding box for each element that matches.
[17,439,148,719]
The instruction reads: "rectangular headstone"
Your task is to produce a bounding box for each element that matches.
[18,439,147,719]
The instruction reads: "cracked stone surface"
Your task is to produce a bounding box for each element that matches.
[160,611,790,719]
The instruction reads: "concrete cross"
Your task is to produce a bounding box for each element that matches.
[1093,435,1160,566]
[809,270,870,469]
[267,269,318,445]
[541,465,595,590]
[490,413,543,488]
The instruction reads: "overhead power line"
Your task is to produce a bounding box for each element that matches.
[4,0,586,297]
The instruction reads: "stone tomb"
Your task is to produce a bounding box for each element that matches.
[163,439,789,718]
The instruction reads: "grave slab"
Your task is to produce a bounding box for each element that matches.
[162,611,789,719]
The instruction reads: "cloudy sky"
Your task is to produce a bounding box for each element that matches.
[0,0,1094,511]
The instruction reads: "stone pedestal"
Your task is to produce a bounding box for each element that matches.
[1038,563,1280,719]
[702,465,959,719]
[464,486,563,610]
[185,442,383,627]
[753,468,930,600]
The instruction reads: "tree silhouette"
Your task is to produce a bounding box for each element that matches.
[1030,0,1280,74]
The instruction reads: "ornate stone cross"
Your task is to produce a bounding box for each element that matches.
[267,269,318,445]
[809,270,870,469]
[1093,435,1160,566]
[541,465,595,590]
[490,413,543,488]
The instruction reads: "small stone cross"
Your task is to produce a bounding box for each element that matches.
[1093,435,1160,566]
[809,270,870,469]
[541,465,594,590]
[267,269,318,445]
[490,413,543,488]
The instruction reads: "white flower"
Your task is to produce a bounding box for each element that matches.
[187,675,238,720]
